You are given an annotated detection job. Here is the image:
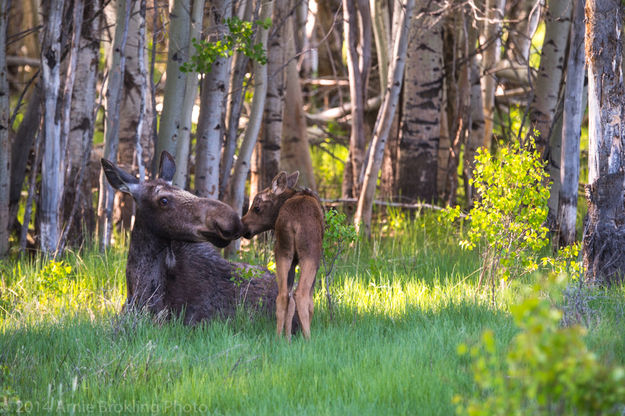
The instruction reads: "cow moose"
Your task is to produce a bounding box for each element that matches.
[241,171,324,340]
[101,151,277,324]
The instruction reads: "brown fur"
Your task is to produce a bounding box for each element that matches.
[101,152,277,324]
[241,171,324,340]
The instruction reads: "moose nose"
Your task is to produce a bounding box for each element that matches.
[213,211,243,240]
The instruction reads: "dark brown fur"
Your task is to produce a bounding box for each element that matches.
[241,171,324,339]
[101,152,276,324]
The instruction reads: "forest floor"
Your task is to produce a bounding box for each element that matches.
[1,213,624,415]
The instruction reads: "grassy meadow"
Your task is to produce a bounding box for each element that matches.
[1,212,624,415]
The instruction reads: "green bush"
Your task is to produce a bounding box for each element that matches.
[455,276,625,416]
[442,140,550,299]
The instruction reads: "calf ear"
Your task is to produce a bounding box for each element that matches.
[286,171,299,188]
[101,158,140,195]
[158,151,176,183]
[271,171,288,194]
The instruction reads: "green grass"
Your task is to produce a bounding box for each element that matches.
[1,214,624,415]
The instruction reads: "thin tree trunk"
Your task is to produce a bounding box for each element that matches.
[463,55,485,206]
[396,0,444,203]
[505,0,541,65]
[528,0,571,153]
[97,0,132,250]
[226,0,273,221]
[9,84,41,232]
[40,0,65,255]
[250,0,288,198]
[0,0,9,257]
[172,0,205,188]
[481,0,506,150]
[354,0,415,237]
[583,0,625,285]
[341,0,371,198]
[63,0,101,245]
[280,20,316,190]
[370,0,391,92]
[220,0,252,199]
[556,0,585,247]
[194,0,231,197]
[153,0,192,169]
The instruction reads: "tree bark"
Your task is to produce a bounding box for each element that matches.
[396,0,444,203]
[195,0,231,197]
[583,0,625,285]
[153,0,192,168]
[280,20,316,190]
[480,0,506,150]
[341,0,371,198]
[556,0,585,247]
[172,0,205,188]
[354,0,414,237]
[226,0,273,219]
[250,0,287,198]
[97,0,132,250]
[528,0,571,153]
[0,0,9,257]
[40,0,65,255]
[63,0,101,245]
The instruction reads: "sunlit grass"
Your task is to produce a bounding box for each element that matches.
[1,213,623,415]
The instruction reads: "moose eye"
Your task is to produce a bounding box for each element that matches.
[253,206,261,214]
[159,197,169,207]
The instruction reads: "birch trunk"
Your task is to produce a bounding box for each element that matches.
[583,0,625,285]
[153,0,191,168]
[114,0,154,229]
[194,0,231,197]
[354,0,415,237]
[397,0,443,203]
[556,0,585,247]
[481,0,506,149]
[0,0,9,257]
[40,0,65,255]
[97,0,132,250]
[226,0,273,219]
[341,0,371,198]
[250,0,288,198]
[220,0,252,198]
[528,0,571,153]
[172,0,205,188]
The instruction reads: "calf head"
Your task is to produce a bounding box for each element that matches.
[241,171,299,239]
[101,151,242,247]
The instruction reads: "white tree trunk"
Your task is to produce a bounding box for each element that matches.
[194,0,231,196]
[556,0,585,247]
[354,0,415,237]
[40,0,65,255]
[0,0,9,257]
[583,0,625,284]
[154,0,192,168]
[97,0,132,250]
[250,0,288,198]
[226,0,274,218]
[172,0,205,188]
[480,0,506,149]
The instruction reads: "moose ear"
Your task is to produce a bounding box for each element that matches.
[158,151,176,183]
[101,158,140,195]
[286,171,299,189]
[271,171,288,195]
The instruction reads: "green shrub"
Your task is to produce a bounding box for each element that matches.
[455,276,625,416]
[442,139,550,300]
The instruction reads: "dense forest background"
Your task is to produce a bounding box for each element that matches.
[0,0,623,283]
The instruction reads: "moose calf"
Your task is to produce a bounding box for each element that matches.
[241,171,324,340]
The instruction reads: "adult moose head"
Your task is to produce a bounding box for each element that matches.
[101,152,276,323]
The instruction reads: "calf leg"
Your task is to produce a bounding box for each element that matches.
[293,258,319,339]
[275,254,293,337]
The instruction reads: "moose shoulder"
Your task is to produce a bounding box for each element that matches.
[241,171,324,340]
[101,151,276,324]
